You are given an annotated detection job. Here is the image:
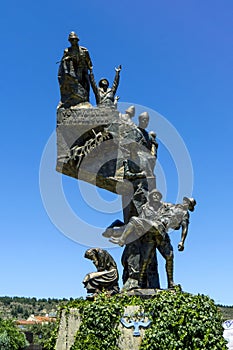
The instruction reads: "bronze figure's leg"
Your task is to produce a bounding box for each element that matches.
[138,234,156,288]
[157,234,176,289]
[165,251,176,289]
[109,221,138,246]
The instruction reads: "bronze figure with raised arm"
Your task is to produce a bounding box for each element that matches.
[89,65,121,107]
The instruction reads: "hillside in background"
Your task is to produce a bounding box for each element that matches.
[218,305,233,321]
[0,296,72,320]
[0,296,232,321]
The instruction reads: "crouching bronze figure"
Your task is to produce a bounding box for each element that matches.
[83,248,120,300]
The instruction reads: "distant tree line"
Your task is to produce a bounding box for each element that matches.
[0,296,72,305]
[0,296,74,320]
[217,305,233,321]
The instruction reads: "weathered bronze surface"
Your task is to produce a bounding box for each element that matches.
[56,107,156,196]
[120,111,159,290]
[107,190,196,289]
[56,34,196,294]
[58,32,93,108]
[83,248,119,300]
[90,65,121,107]
[120,105,135,123]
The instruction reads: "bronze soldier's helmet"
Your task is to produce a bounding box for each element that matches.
[183,197,196,211]
[68,31,79,41]
[148,189,163,201]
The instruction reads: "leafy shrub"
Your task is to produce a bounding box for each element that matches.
[28,322,57,350]
[0,318,28,350]
[141,288,227,349]
[70,294,124,350]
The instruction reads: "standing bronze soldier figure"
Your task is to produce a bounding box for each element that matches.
[58,31,93,108]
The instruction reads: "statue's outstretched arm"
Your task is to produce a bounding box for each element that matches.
[111,65,122,95]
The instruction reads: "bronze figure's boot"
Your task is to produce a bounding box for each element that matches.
[166,256,176,289]
[139,261,149,288]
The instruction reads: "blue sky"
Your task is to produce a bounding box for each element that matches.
[0,0,233,305]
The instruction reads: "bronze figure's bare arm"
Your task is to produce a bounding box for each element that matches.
[111,65,122,95]
[178,219,189,251]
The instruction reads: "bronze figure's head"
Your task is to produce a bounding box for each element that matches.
[68,31,79,43]
[139,111,149,129]
[148,189,163,202]
[125,105,135,118]
[183,197,196,211]
[99,78,109,90]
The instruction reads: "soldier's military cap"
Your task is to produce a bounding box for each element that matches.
[183,197,196,211]
[68,31,79,41]
[148,189,163,201]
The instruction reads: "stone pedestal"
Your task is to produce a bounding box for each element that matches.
[55,305,151,350]
[55,309,81,350]
[117,305,150,350]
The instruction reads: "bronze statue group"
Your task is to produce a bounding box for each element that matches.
[57,32,196,300]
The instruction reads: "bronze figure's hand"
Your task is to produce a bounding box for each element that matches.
[115,65,122,72]
[178,242,184,251]
[109,237,125,247]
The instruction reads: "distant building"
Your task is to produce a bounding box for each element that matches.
[16,314,56,326]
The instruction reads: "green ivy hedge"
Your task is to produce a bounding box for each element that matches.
[48,289,227,350]
[141,290,227,349]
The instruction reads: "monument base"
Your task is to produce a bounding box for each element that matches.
[54,290,227,350]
